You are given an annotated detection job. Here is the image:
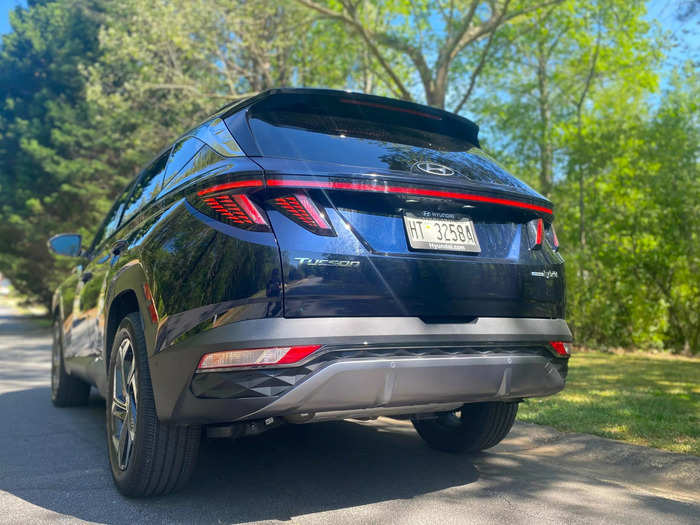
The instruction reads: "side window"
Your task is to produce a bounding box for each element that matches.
[89,180,135,251]
[164,137,205,186]
[121,151,169,225]
[161,145,223,194]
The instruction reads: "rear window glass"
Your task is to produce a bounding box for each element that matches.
[247,93,534,192]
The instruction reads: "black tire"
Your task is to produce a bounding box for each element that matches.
[412,402,518,453]
[106,312,200,497]
[51,317,90,407]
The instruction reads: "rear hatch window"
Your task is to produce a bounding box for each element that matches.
[247,92,539,196]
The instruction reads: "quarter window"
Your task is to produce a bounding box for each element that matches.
[89,182,134,252]
[164,137,205,186]
[122,151,169,225]
[161,145,223,194]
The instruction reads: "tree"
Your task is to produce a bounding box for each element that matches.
[0,0,108,308]
[85,0,372,180]
[470,0,676,348]
[553,71,699,352]
[295,0,566,108]
[475,0,659,196]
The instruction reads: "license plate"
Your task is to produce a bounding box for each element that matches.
[403,214,481,253]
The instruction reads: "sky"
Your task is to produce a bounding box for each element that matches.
[0,0,24,36]
[0,1,696,66]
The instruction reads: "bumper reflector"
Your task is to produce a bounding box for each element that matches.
[549,341,571,357]
[197,345,322,370]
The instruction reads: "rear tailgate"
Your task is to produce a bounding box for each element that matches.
[240,92,565,320]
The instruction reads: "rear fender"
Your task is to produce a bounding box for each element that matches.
[104,260,156,363]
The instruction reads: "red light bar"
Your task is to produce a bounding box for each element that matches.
[197,179,263,196]
[197,345,322,370]
[294,193,331,230]
[267,179,553,215]
[550,224,560,251]
[198,191,269,230]
[549,341,571,357]
[202,195,253,225]
[232,194,267,225]
[528,218,544,250]
[271,192,333,234]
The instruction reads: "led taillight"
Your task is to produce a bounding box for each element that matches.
[270,192,334,236]
[198,192,269,231]
[547,224,560,251]
[528,218,544,250]
[197,344,322,370]
[267,178,554,215]
[549,341,571,357]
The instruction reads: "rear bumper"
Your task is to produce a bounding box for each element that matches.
[149,316,571,424]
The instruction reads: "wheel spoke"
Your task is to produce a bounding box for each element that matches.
[126,353,135,388]
[127,356,137,407]
[112,396,127,421]
[117,418,131,469]
[118,340,130,399]
[127,403,136,439]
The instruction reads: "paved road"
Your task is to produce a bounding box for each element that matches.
[0,304,698,524]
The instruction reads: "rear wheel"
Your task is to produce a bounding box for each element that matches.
[51,318,90,407]
[412,402,518,453]
[106,313,201,497]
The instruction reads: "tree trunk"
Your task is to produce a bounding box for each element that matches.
[536,42,553,197]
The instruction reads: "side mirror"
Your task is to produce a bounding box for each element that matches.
[47,233,82,257]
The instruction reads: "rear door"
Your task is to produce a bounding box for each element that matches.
[69,153,167,377]
[64,180,132,377]
[239,92,565,320]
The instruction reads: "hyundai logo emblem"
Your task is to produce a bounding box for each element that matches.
[412,161,455,176]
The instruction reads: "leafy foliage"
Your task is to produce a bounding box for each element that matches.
[519,349,700,454]
[0,0,110,307]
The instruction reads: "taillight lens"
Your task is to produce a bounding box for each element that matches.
[197,344,322,370]
[546,223,559,251]
[527,218,544,250]
[549,341,571,357]
[195,188,270,232]
[269,192,335,236]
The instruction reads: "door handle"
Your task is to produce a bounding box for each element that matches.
[111,239,128,256]
[80,271,93,283]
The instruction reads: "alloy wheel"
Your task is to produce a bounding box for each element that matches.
[110,337,138,471]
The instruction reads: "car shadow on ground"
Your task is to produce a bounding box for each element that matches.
[1,387,698,524]
[0,386,480,523]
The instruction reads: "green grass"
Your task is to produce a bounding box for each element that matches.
[518,350,700,455]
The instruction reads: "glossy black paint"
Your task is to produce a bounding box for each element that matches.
[50,88,567,422]
[52,150,282,401]
[255,156,563,320]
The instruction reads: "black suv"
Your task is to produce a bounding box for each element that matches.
[48,89,571,497]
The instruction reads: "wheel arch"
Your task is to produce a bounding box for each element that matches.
[103,261,158,373]
[105,290,140,368]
